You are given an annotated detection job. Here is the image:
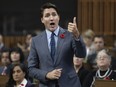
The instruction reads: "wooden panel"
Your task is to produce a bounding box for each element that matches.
[93,0,100,34]
[3,36,26,48]
[78,0,116,47]
[104,0,111,35]
[81,0,88,30]
[88,0,93,29]
[99,0,104,34]
[77,0,82,32]
[95,80,116,87]
[0,75,9,87]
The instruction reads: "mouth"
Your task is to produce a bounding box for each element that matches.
[50,23,55,25]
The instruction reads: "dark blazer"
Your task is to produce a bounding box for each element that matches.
[0,65,11,75]
[26,82,35,87]
[28,27,86,87]
[78,66,90,85]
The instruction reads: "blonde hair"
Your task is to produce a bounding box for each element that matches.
[82,29,95,39]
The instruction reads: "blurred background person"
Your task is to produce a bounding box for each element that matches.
[9,46,34,83]
[17,33,36,60]
[83,49,116,87]
[9,46,25,65]
[17,33,32,53]
[73,55,90,85]
[6,63,35,87]
[82,29,95,62]
[0,48,11,75]
[113,39,116,50]
[0,34,7,56]
[87,35,105,70]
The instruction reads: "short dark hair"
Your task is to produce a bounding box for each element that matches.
[40,2,60,18]
[94,35,104,41]
[9,47,24,63]
[0,47,9,60]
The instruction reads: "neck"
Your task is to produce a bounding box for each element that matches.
[99,67,109,71]
[12,61,20,65]
[16,81,22,87]
[74,64,82,73]
[16,78,24,87]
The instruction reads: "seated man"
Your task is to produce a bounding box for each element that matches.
[0,48,11,75]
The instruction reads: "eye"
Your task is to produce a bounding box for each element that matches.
[52,12,57,16]
[17,70,21,73]
[45,13,50,17]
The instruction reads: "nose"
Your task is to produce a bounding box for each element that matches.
[50,15,54,20]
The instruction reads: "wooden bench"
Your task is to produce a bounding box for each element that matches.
[0,75,9,87]
[94,80,116,87]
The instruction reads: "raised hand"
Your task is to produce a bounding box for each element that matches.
[68,17,80,38]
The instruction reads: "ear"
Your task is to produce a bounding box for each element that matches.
[41,18,44,23]
[58,15,60,21]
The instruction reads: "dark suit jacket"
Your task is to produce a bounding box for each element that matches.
[78,66,90,85]
[0,65,11,75]
[26,82,35,87]
[28,27,86,87]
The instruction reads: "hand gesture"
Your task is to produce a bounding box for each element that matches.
[46,68,62,80]
[68,17,80,38]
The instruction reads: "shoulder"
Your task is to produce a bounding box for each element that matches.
[31,31,46,44]
[111,70,116,77]
[86,70,96,78]
[79,67,90,74]
[59,27,73,39]
[26,82,35,87]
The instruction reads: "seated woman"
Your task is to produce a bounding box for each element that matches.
[9,46,25,64]
[82,49,116,87]
[6,63,34,87]
[73,55,90,85]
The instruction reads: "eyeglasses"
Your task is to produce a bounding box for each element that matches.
[97,55,109,60]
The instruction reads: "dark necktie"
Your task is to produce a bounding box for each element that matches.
[50,32,55,61]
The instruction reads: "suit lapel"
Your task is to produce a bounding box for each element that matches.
[40,31,53,63]
[54,28,66,64]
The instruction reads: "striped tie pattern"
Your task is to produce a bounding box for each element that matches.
[50,32,55,61]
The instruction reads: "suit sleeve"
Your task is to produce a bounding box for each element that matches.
[72,36,86,58]
[28,38,48,83]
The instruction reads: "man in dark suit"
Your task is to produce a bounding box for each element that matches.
[28,3,86,87]
[0,48,11,75]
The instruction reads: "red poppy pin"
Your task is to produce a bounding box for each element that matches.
[104,77,110,80]
[20,84,24,86]
[60,34,65,38]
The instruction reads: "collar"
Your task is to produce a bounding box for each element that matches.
[18,78,27,87]
[46,26,59,39]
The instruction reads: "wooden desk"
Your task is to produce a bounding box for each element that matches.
[0,75,9,87]
[95,80,116,87]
